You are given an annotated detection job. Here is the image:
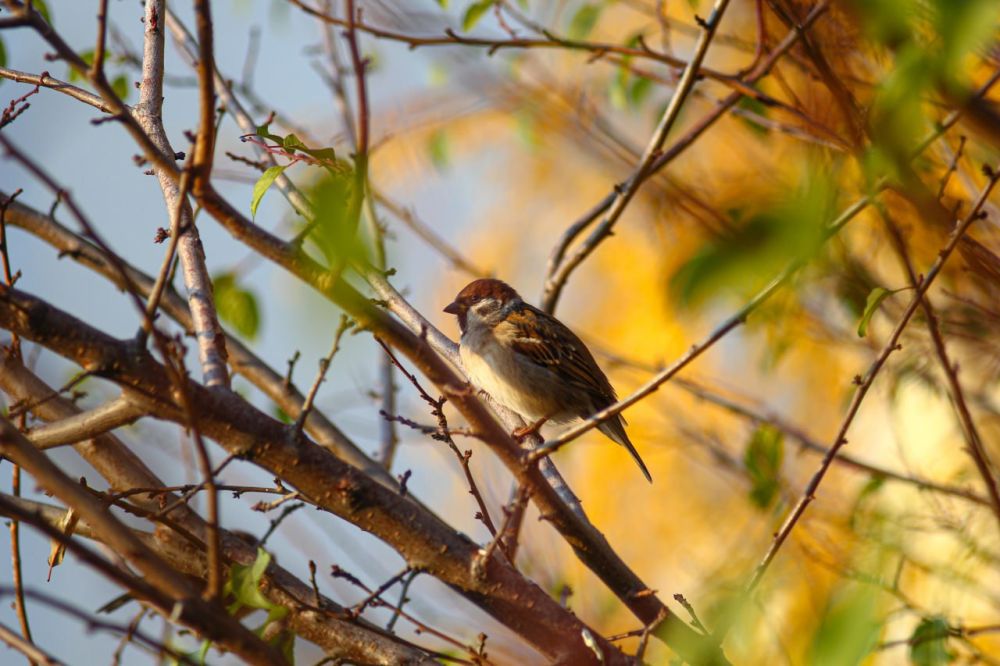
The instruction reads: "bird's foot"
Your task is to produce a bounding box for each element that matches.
[511,417,549,443]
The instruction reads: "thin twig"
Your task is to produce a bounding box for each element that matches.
[376,338,498,537]
[0,621,59,665]
[473,488,527,579]
[725,166,1000,639]
[0,67,113,112]
[539,0,733,313]
[91,0,110,81]
[937,135,967,199]
[141,168,193,341]
[9,461,34,661]
[528,193,875,464]
[881,202,1000,530]
[293,315,353,438]
[328,564,480,660]
[386,570,419,633]
[540,1,832,312]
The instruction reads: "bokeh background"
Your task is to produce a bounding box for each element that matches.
[2,0,1000,663]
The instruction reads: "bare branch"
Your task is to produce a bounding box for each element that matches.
[0,67,112,112]
[732,166,1000,629]
[539,0,733,312]
[0,621,61,666]
[134,0,229,388]
[0,415,286,664]
[27,396,145,450]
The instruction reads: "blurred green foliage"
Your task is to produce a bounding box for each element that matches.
[671,165,837,306]
[910,616,956,666]
[214,272,261,340]
[808,583,883,665]
[744,424,784,510]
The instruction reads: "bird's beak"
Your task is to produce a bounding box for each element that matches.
[443,301,461,315]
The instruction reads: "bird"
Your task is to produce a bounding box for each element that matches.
[443,278,652,482]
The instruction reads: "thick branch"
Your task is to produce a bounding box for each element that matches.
[0,284,633,665]
[134,0,229,388]
[0,414,284,665]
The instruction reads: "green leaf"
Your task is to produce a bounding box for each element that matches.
[608,65,629,109]
[910,616,955,666]
[33,0,52,24]
[111,75,130,101]
[932,0,998,81]
[301,146,337,162]
[428,128,449,170]
[462,0,494,31]
[302,169,371,270]
[435,0,449,6]
[0,38,7,71]
[255,121,283,144]
[213,273,261,340]
[283,133,305,152]
[226,548,280,612]
[808,583,882,665]
[273,405,292,424]
[737,95,770,136]
[250,165,287,221]
[68,50,94,83]
[671,169,835,307]
[567,3,601,40]
[744,424,783,509]
[628,75,653,108]
[856,286,892,338]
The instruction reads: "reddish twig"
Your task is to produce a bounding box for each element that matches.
[375,338,499,537]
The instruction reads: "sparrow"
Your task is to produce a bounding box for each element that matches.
[444,278,651,482]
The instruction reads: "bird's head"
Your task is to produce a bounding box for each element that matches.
[444,278,522,332]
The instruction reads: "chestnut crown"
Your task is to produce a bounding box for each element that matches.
[443,279,521,315]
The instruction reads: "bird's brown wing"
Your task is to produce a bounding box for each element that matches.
[497,304,618,406]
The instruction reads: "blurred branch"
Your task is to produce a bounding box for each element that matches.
[529,193,874,463]
[289,0,771,99]
[882,207,1000,528]
[541,0,831,313]
[672,377,993,507]
[0,621,57,666]
[539,0,733,313]
[731,165,1000,633]
[373,189,488,278]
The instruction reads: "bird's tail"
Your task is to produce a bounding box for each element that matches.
[598,416,652,483]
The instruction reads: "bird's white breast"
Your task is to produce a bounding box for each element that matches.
[459,323,553,421]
